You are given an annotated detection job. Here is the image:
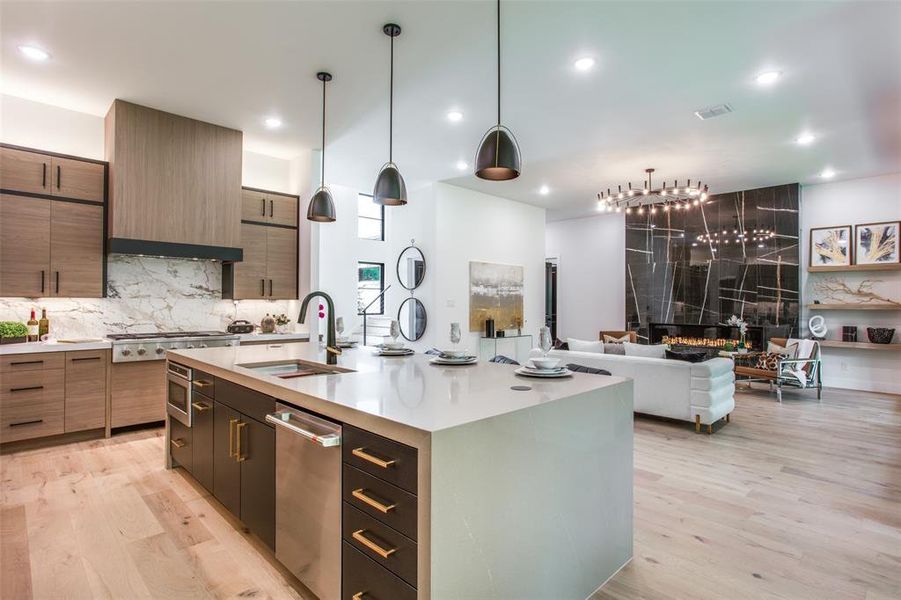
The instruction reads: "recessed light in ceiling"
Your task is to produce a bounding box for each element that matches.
[795,132,816,145]
[18,45,50,61]
[447,110,464,122]
[264,117,283,129]
[456,160,468,171]
[755,70,782,86]
[573,57,595,72]
[538,185,550,195]
[820,168,836,179]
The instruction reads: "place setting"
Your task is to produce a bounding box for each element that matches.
[372,320,414,356]
[514,327,572,378]
[430,323,478,366]
[335,317,358,348]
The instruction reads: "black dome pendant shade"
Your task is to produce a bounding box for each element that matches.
[373,23,407,206]
[307,71,337,222]
[475,0,521,181]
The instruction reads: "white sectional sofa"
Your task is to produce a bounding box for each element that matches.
[534,348,736,432]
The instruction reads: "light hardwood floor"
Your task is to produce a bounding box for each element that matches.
[2,385,900,600]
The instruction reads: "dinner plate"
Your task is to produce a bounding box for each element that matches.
[337,341,358,348]
[430,356,478,366]
[373,348,414,357]
[514,366,573,378]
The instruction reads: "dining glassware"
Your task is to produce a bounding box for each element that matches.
[336,317,345,338]
[390,320,400,343]
[450,322,461,347]
[539,326,552,357]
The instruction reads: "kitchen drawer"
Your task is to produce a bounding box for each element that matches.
[343,464,417,541]
[169,417,193,473]
[343,503,417,587]
[1,352,65,373]
[192,369,215,398]
[342,541,417,600]
[343,424,417,494]
[0,369,64,442]
[214,378,275,425]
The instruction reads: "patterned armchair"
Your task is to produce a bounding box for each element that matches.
[733,337,822,402]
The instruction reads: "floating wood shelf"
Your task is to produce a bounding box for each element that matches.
[805,304,901,311]
[808,263,901,273]
[819,340,901,351]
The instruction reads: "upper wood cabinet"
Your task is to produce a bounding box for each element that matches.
[50,156,105,202]
[0,147,50,194]
[241,187,297,227]
[0,193,103,298]
[232,223,268,299]
[105,99,242,249]
[229,223,297,300]
[1,146,105,203]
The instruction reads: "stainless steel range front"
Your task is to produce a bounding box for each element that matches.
[107,331,240,363]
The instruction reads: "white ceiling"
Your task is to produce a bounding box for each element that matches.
[2,1,899,220]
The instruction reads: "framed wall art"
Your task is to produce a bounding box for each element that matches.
[855,221,900,265]
[809,225,852,267]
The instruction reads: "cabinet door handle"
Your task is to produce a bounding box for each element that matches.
[55,271,60,294]
[261,198,266,216]
[40,270,45,294]
[351,530,396,559]
[260,279,265,296]
[170,438,186,448]
[194,379,213,388]
[268,279,273,297]
[71,356,101,362]
[56,165,61,189]
[42,163,47,188]
[235,421,247,462]
[191,401,210,413]
[352,447,396,469]
[269,199,273,217]
[10,385,43,393]
[10,360,42,366]
[352,489,397,513]
[228,418,238,457]
[351,593,366,600]
[10,419,43,428]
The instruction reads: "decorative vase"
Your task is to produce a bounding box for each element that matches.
[261,314,276,334]
[866,327,895,344]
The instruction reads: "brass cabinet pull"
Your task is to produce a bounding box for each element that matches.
[352,529,396,559]
[228,418,238,457]
[194,379,213,388]
[352,488,397,514]
[236,421,247,462]
[170,438,186,448]
[351,593,366,600]
[352,447,396,469]
[191,401,210,413]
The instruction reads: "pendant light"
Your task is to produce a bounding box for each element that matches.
[475,0,521,180]
[373,23,407,206]
[307,71,336,222]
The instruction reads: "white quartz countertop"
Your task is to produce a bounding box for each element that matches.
[237,332,310,343]
[0,340,111,355]
[167,344,629,437]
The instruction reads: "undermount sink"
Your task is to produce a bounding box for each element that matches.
[237,360,350,379]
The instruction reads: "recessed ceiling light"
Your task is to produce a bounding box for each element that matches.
[573,57,595,72]
[18,45,50,61]
[264,116,282,129]
[446,110,464,122]
[455,160,468,171]
[755,70,782,86]
[538,185,550,195]
[820,168,836,179]
[795,132,816,145]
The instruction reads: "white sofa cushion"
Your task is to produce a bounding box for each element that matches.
[623,342,666,359]
[567,338,605,353]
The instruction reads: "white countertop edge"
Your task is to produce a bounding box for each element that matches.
[238,332,311,342]
[0,340,112,355]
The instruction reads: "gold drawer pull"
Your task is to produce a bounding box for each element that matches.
[352,593,367,600]
[352,447,396,469]
[352,488,397,514]
[170,438,186,448]
[352,529,396,559]
[191,402,211,413]
[228,418,237,457]
[236,421,247,462]
[194,379,213,388]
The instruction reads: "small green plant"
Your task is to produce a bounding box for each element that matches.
[0,321,28,338]
[274,313,290,326]
[723,341,735,351]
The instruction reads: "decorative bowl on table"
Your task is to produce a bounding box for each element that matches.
[440,349,469,358]
[866,327,895,344]
[529,357,561,370]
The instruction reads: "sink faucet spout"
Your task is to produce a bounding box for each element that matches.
[299,291,341,365]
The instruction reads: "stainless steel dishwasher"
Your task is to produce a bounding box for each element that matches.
[266,403,342,600]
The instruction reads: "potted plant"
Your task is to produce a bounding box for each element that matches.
[725,315,749,353]
[0,321,28,344]
[274,313,291,334]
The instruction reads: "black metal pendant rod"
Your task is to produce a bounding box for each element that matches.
[321,75,327,184]
[389,30,395,163]
[496,0,501,127]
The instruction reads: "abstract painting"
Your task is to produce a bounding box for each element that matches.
[855,221,900,265]
[810,225,852,267]
[469,261,523,332]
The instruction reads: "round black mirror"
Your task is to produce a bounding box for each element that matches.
[396,245,425,290]
[397,297,427,341]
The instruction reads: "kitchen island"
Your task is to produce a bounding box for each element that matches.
[167,343,633,600]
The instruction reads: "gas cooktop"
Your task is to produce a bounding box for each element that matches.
[107,331,230,341]
[107,331,240,362]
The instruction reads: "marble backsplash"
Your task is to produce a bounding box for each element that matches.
[0,256,306,339]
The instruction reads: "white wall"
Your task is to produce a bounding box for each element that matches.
[1,94,105,159]
[801,172,901,394]
[546,213,626,340]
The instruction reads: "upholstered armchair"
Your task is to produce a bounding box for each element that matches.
[733,337,823,402]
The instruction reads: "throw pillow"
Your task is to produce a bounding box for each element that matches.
[756,352,783,371]
[567,338,605,353]
[623,342,667,359]
[665,349,707,363]
[604,343,626,355]
[566,364,612,375]
[603,333,631,343]
[767,341,799,357]
[553,338,569,351]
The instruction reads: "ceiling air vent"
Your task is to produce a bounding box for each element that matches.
[694,103,734,120]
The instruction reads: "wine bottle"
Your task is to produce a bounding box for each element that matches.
[27,308,39,342]
[39,308,50,340]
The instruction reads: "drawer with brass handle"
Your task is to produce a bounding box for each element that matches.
[343,464,417,540]
[342,542,416,600]
[342,503,416,587]
[169,417,192,472]
[191,371,215,398]
[343,424,417,494]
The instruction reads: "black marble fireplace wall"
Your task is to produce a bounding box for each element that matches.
[625,183,800,341]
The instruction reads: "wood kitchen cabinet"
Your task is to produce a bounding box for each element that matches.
[1,146,104,202]
[110,361,166,428]
[0,194,51,297]
[0,353,65,443]
[227,222,297,300]
[213,401,242,516]
[50,201,104,297]
[64,350,107,433]
[266,227,297,299]
[241,187,297,227]
[190,392,215,492]
[0,146,51,194]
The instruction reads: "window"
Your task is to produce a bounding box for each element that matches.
[357,262,385,315]
[357,193,384,241]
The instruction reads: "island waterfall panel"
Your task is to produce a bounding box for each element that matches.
[625,184,800,340]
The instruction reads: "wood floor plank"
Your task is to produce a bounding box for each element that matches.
[1,504,32,600]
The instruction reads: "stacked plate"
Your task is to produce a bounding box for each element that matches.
[373,344,414,357]
[514,358,572,378]
[430,350,477,366]
[337,338,358,349]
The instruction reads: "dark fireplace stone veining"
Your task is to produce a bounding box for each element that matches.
[625,183,800,342]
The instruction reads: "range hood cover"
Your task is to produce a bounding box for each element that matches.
[108,238,243,262]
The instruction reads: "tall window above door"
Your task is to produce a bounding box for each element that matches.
[357,193,385,241]
[357,262,385,315]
